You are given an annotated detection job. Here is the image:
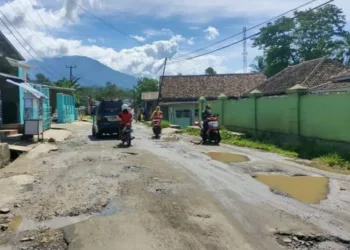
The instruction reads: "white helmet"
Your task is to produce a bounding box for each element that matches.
[122,104,128,111]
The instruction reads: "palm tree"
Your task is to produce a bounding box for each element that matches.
[250,56,266,73]
[55,77,81,89]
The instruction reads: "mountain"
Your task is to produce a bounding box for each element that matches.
[27,56,137,89]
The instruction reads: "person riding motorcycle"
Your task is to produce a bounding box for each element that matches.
[118,104,132,139]
[151,106,163,120]
[201,104,212,138]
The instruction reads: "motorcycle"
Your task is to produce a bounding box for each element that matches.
[200,114,221,145]
[152,118,162,138]
[120,123,132,147]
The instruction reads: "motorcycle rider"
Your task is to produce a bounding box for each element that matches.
[118,104,133,140]
[201,104,212,139]
[151,106,163,120]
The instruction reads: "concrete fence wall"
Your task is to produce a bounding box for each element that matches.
[199,86,350,144]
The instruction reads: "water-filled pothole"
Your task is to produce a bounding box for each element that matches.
[206,152,249,163]
[254,175,329,204]
[275,231,350,249]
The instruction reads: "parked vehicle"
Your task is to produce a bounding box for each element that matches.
[120,123,132,147]
[200,114,221,145]
[92,100,123,138]
[152,118,161,138]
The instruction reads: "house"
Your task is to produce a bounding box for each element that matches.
[141,91,158,117]
[310,69,350,93]
[159,73,266,127]
[0,30,28,133]
[0,30,77,136]
[252,57,347,96]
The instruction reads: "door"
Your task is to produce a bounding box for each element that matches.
[174,108,192,128]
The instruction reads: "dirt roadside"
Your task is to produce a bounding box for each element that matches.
[0,122,349,250]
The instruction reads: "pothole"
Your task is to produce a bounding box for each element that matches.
[275,232,350,249]
[154,188,172,195]
[253,174,329,204]
[206,152,249,163]
[123,165,141,173]
[0,228,68,250]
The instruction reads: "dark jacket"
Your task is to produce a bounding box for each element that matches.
[202,109,212,121]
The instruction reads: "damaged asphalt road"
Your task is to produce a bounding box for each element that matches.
[1,122,350,250]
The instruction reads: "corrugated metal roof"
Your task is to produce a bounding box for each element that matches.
[141,91,159,100]
[0,31,24,61]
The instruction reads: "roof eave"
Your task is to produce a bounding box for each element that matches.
[6,57,34,70]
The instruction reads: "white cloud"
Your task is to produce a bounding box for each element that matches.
[87,38,97,43]
[204,26,219,40]
[89,0,350,23]
[130,35,146,42]
[187,37,195,45]
[143,28,172,38]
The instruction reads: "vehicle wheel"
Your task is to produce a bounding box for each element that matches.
[96,132,102,139]
[126,133,131,147]
[214,133,221,145]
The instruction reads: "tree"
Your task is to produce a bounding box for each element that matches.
[35,73,52,85]
[102,81,123,100]
[55,77,81,105]
[253,4,348,77]
[135,77,159,105]
[250,56,266,73]
[343,32,350,66]
[205,67,217,75]
[55,76,80,89]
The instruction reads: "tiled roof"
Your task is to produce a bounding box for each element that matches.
[159,73,266,101]
[253,57,347,96]
[331,69,350,80]
[310,81,350,91]
[141,91,159,100]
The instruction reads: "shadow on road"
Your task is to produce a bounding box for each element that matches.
[88,135,119,141]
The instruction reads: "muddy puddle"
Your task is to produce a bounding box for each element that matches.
[254,175,329,204]
[206,152,249,163]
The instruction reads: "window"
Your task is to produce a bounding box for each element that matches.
[195,109,199,117]
[176,110,182,118]
[183,109,191,118]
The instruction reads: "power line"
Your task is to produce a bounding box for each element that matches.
[16,0,46,34]
[172,0,334,63]
[171,0,322,61]
[70,0,145,46]
[0,10,60,79]
[151,61,165,78]
[27,0,55,37]
[5,0,63,77]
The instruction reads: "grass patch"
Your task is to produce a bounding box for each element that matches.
[181,127,350,171]
[143,120,171,129]
[79,115,92,121]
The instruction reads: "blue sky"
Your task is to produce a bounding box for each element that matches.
[0,0,349,78]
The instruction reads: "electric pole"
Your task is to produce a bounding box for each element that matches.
[66,65,77,81]
[242,27,247,73]
[157,57,167,105]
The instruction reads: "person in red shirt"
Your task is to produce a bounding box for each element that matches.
[118,104,132,139]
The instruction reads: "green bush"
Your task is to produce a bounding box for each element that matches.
[144,120,171,129]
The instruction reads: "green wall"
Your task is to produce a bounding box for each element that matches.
[300,94,350,142]
[199,92,350,143]
[257,96,296,134]
[223,99,255,129]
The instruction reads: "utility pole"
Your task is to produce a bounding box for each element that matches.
[66,65,77,81]
[157,57,167,105]
[242,27,248,73]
